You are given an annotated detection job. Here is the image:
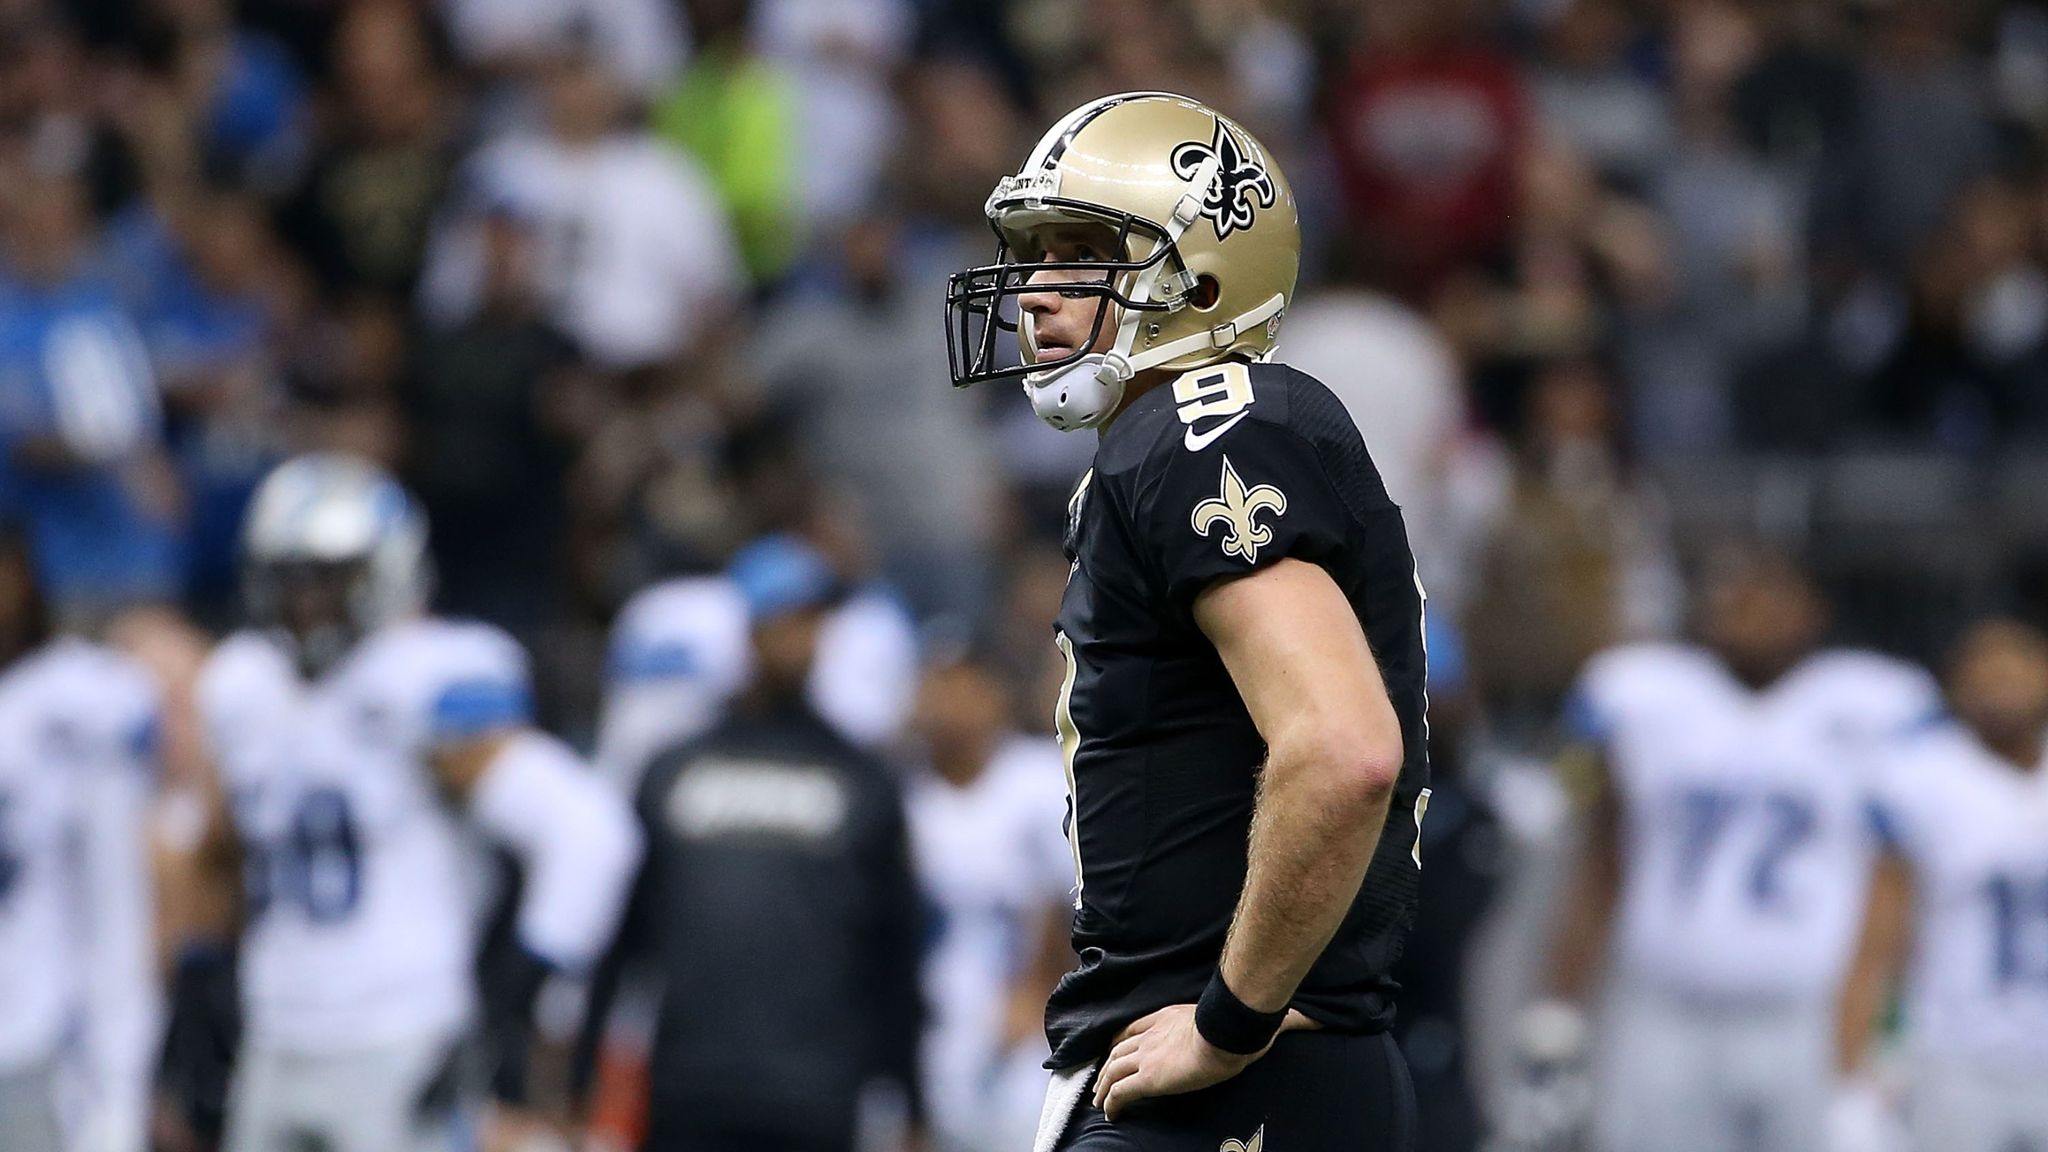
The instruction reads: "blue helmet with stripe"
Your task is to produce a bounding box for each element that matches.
[242,453,431,673]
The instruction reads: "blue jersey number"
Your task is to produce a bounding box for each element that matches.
[1672,787,1818,909]
[241,787,364,923]
[1986,873,2048,988]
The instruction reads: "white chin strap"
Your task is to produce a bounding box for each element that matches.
[1020,288,1287,432]
[1018,148,1285,432]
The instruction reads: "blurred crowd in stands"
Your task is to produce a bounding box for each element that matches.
[9,0,2048,705]
[7,0,2048,1149]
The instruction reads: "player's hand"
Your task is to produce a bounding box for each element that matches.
[1091,1004,1315,1120]
[1827,1076,1905,1152]
[480,1105,572,1152]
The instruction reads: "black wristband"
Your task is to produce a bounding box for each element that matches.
[1194,970,1287,1056]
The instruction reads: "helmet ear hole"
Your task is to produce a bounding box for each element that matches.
[1191,274,1222,310]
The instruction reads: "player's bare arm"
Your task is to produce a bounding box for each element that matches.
[1094,558,1404,1119]
[1837,853,1913,1074]
[1548,749,1622,1003]
[428,729,516,799]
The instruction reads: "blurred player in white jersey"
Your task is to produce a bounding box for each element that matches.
[1545,548,1939,1152]
[595,544,917,784]
[1841,619,2048,1152]
[905,643,1074,1152]
[188,454,641,1152]
[0,525,159,1152]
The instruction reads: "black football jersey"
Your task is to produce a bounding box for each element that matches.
[1045,359,1431,1069]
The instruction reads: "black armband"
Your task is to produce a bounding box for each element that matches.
[1194,970,1287,1056]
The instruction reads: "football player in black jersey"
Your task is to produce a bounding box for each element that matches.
[946,93,1431,1150]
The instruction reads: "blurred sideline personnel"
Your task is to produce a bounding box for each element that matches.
[182,454,641,1152]
[1543,548,1938,1152]
[907,642,1074,1152]
[580,535,925,1152]
[947,93,1430,1149]
[1390,617,1501,1152]
[0,522,159,1152]
[1841,619,2048,1152]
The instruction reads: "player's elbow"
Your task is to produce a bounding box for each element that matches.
[585,797,645,903]
[1281,715,1403,808]
[522,796,643,969]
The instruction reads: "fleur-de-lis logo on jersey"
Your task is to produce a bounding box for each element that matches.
[1220,1125,1264,1152]
[1191,456,1287,563]
[1170,120,1277,241]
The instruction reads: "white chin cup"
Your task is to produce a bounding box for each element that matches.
[1022,352,1131,432]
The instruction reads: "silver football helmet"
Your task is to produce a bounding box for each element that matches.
[242,453,431,674]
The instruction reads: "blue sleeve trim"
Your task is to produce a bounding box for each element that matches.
[431,678,533,741]
[1561,687,1610,745]
[608,640,700,683]
[127,710,162,775]
[1866,800,1906,852]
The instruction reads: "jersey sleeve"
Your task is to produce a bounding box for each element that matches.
[1138,417,1359,614]
[64,652,161,1143]
[1863,739,1930,858]
[594,580,750,785]
[78,651,161,780]
[419,624,534,747]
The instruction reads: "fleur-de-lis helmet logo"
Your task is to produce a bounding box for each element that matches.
[1220,1125,1265,1152]
[1191,456,1287,563]
[1170,120,1277,241]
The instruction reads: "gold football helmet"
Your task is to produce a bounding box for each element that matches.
[945,92,1301,430]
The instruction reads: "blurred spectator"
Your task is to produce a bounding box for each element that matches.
[1529,0,1670,189]
[2,16,143,216]
[1869,176,2048,453]
[1461,358,1680,742]
[138,0,308,194]
[906,642,1072,1152]
[1431,142,1670,441]
[278,1,460,301]
[584,535,925,1152]
[655,0,805,285]
[437,0,685,107]
[756,0,914,237]
[1630,0,1808,454]
[404,211,579,636]
[107,186,290,619]
[0,167,180,623]
[749,209,998,624]
[421,36,743,373]
[1023,0,1238,125]
[1280,243,1467,594]
[1323,0,1528,298]
[1853,0,1996,280]
[1198,0,1316,143]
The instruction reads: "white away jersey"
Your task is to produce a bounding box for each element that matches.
[596,576,917,785]
[908,737,1074,1148]
[1873,723,2048,1066]
[0,641,158,1115]
[1573,645,1938,1000]
[199,619,532,1052]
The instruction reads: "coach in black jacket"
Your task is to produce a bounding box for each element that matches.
[582,535,925,1152]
